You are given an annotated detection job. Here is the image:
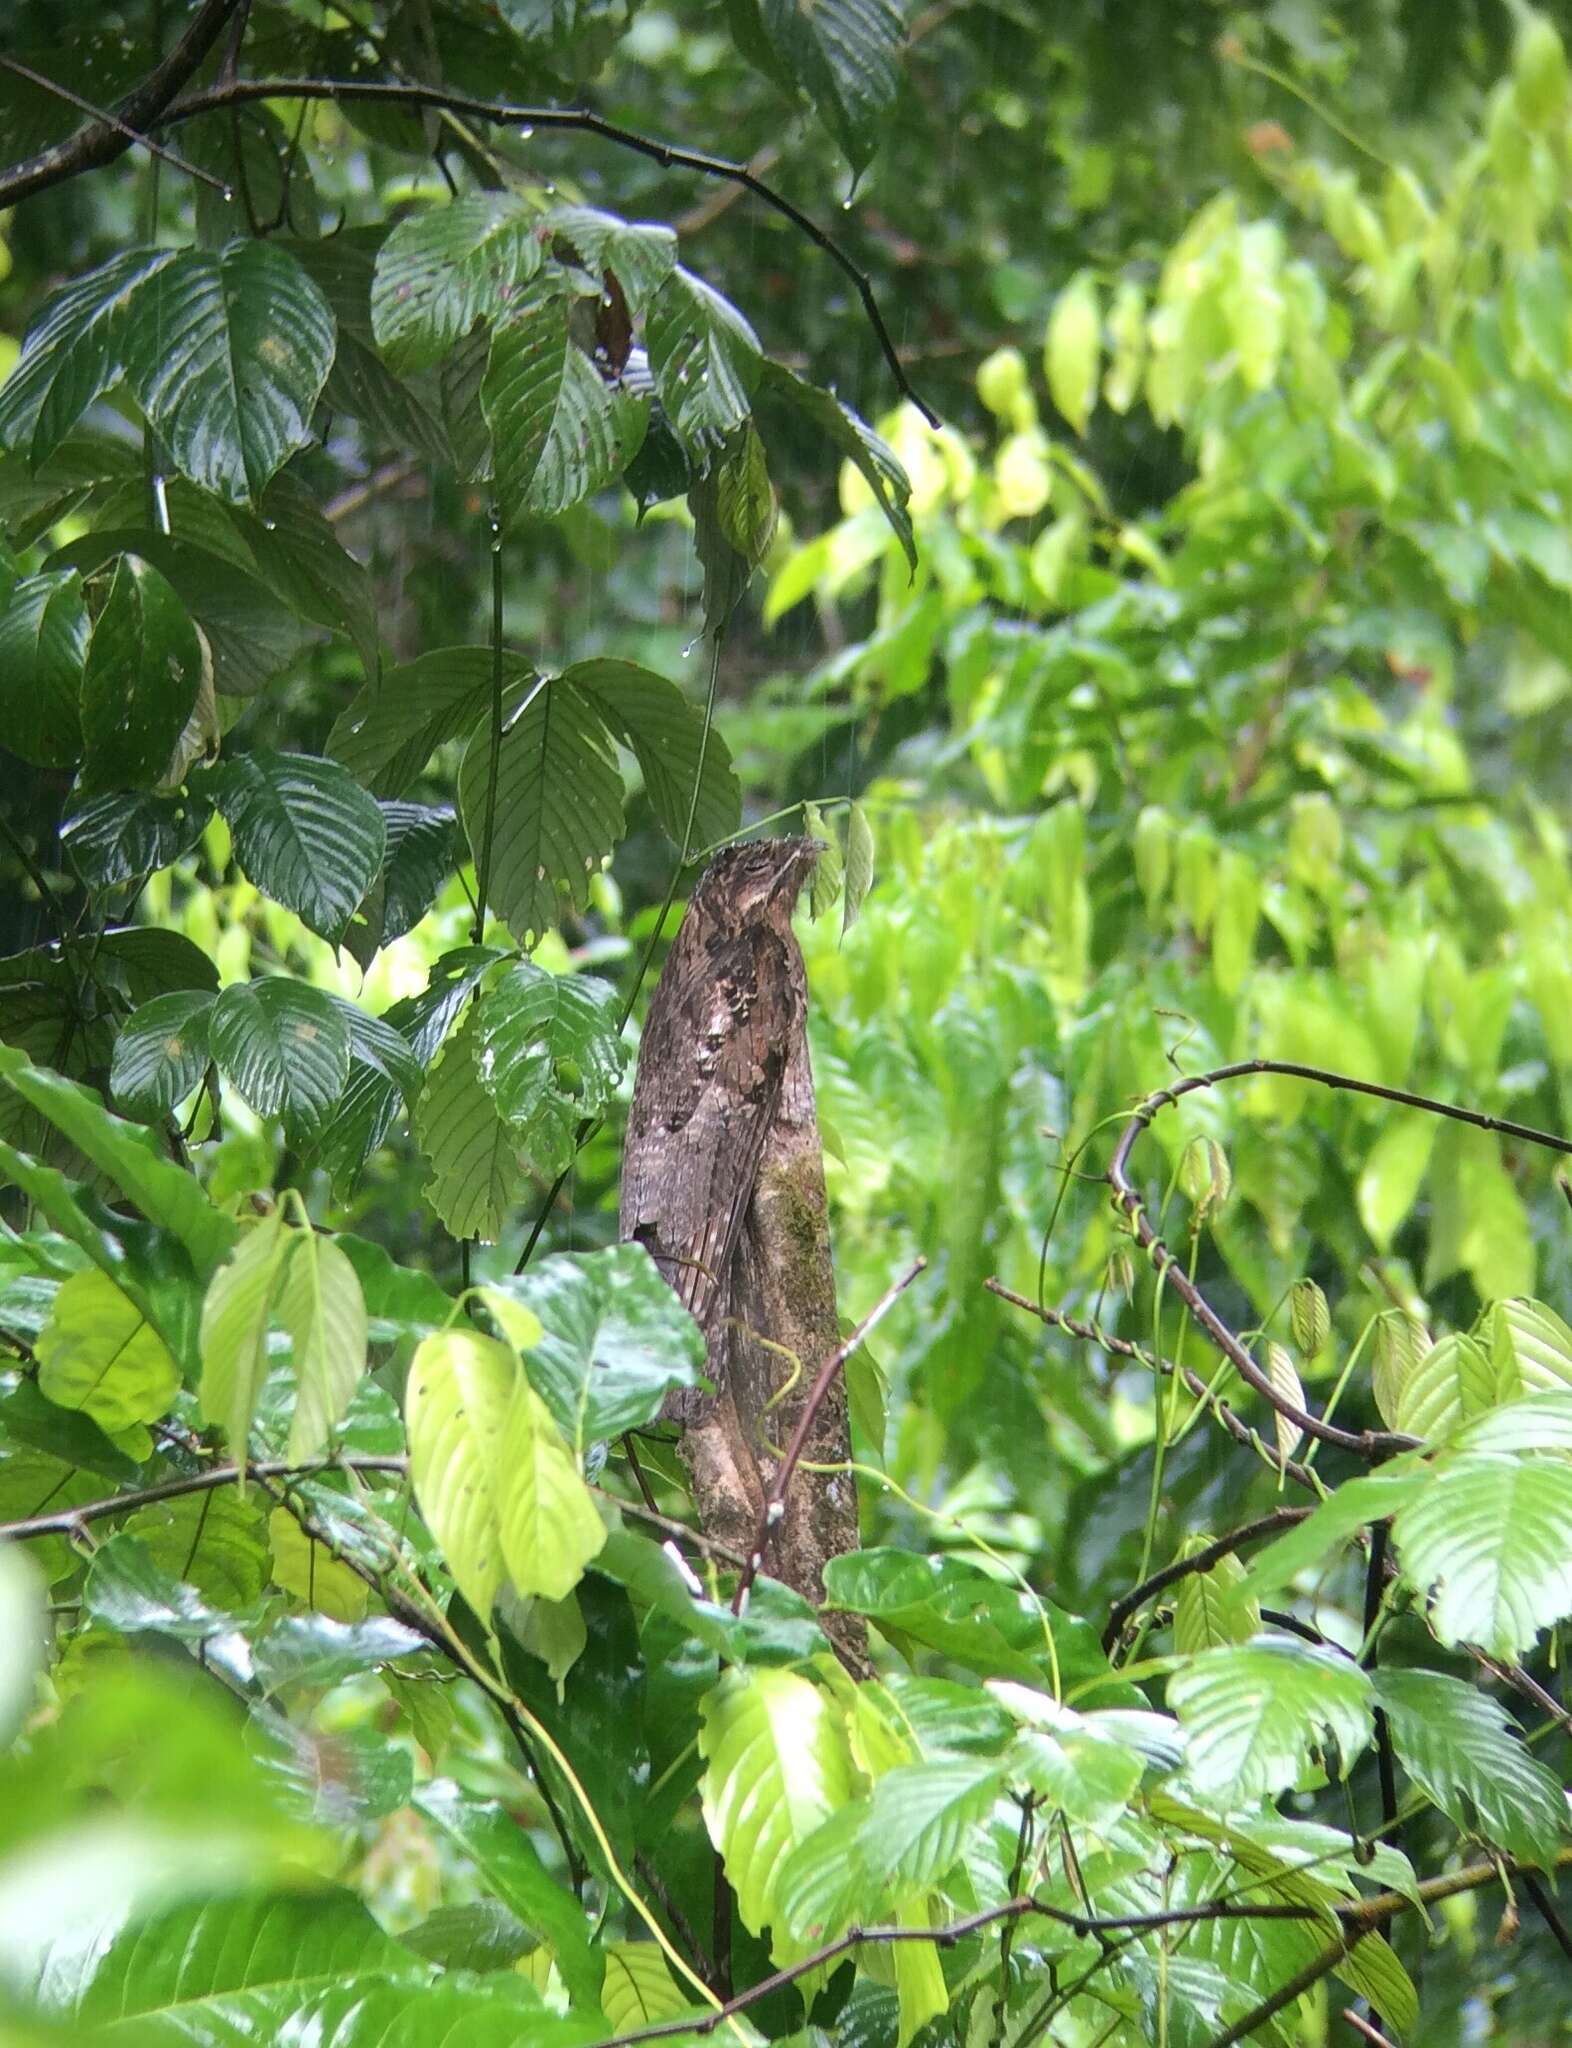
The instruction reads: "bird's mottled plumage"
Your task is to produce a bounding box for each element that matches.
[619,839,818,1408]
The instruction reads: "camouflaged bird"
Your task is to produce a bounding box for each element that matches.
[619,837,862,1649]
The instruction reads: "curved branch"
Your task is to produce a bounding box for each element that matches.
[0,0,242,208]
[1100,1506,1312,1653]
[149,77,936,424]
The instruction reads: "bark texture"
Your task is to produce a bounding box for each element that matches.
[619,839,861,1650]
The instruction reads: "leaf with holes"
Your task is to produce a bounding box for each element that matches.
[1168,1635,1374,1806]
[0,567,88,767]
[1373,1667,1566,1864]
[79,553,203,793]
[481,1244,706,1455]
[568,658,740,851]
[483,283,646,523]
[199,1213,291,1462]
[110,989,216,1120]
[198,750,386,941]
[208,978,351,1142]
[495,1375,606,1602]
[372,193,544,374]
[1394,1450,1572,1657]
[328,648,515,797]
[699,1668,857,1958]
[646,268,761,455]
[457,674,624,946]
[278,1230,368,1463]
[36,1268,180,1434]
[0,247,177,464]
[121,240,336,505]
[474,960,624,1175]
[756,0,904,173]
[415,1003,529,1244]
[406,1327,519,1619]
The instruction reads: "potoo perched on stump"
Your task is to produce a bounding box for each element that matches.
[619,838,861,1654]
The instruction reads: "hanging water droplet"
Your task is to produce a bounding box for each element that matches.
[151,472,170,534]
[681,635,698,659]
[518,125,534,141]
[220,185,234,204]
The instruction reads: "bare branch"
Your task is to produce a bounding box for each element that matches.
[0,0,242,208]
[1100,1506,1312,1653]
[0,56,229,193]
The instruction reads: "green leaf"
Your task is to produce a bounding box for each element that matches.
[1455,1387,1572,1455]
[208,978,351,1141]
[328,646,511,797]
[372,193,544,373]
[199,1213,291,1462]
[760,361,915,571]
[484,282,646,522]
[482,1244,707,1454]
[268,1504,369,1621]
[646,267,762,455]
[123,1486,270,1609]
[0,248,177,464]
[413,1779,601,2006]
[110,990,215,1121]
[278,1230,368,1462]
[36,1267,180,1433]
[843,802,875,936]
[474,960,625,1174]
[1234,1468,1426,1608]
[568,658,741,851]
[756,0,904,174]
[1393,1450,1572,1657]
[599,1943,687,2029]
[231,474,379,679]
[495,1375,608,1600]
[198,750,387,942]
[62,788,212,892]
[0,567,88,767]
[859,1757,1005,1889]
[0,1044,234,1279]
[122,240,337,505]
[1373,1667,1566,1865]
[1338,1932,1418,2040]
[1393,1329,1495,1442]
[1000,1701,1147,1827]
[699,1667,857,1956]
[544,206,677,314]
[406,1326,519,1618]
[345,802,455,965]
[415,1003,529,1244]
[1490,1297,1572,1394]
[83,1528,243,1643]
[457,674,624,945]
[78,554,203,793]
[0,1544,43,1749]
[251,1613,426,1694]
[1174,1542,1261,1653]
[1045,271,1102,436]
[1357,1108,1436,1251]
[1168,1634,1374,1806]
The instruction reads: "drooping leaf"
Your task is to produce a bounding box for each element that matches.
[277,1230,369,1462]
[1373,1667,1567,1865]
[35,1267,180,1434]
[646,267,762,455]
[457,673,624,945]
[0,247,178,464]
[61,788,212,892]
[843,802,875,936]
[415,1003,529,1245]
[699,1667,857,1957]
[568,658,741,851]
[343,802,455,966]
[474,960,625,1174]
[207,977,351,1141]
[372,193,544,372]
[545,207,677,314]
[760,360,915,570]
[494,1375,608,1601]
[328,647,512,797]
[78,553,203,793]
[405,1326,519,1619]
[197,750,387,941]
[121,240,337,505]
[482,1244,707,1454]
[110,989,216,1121]
[1168,1634,1374,1806]
[484,281,646,522]
[0,567,88,767]
[199,1212,291,1461]
[755,0,905,174]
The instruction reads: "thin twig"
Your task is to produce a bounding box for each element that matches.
[0,1453,408,1541]
[0,0,240,207]
[0,55,230,192]
[1100,1507,1311,1653]
[731,1256,925,1614]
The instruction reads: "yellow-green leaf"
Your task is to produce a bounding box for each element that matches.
[268,1506,369,1621]
[495,1377,606,1602]
[199,1213,290,1462]
[36,1268,180,1433]
[279,1231,368,1462]
[599,1944,686,2031]
[406,1328,518,1619]
[1044,272,1101,435]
